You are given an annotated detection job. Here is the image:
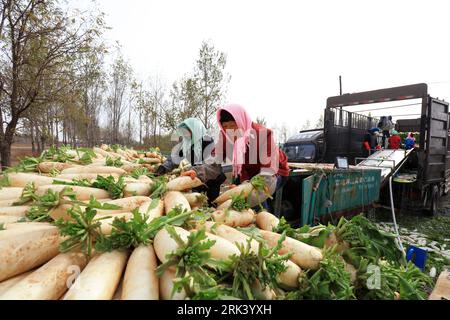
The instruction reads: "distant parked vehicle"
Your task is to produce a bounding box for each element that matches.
[282,129,324,163]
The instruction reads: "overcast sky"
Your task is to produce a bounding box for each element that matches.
[74,0,450,138]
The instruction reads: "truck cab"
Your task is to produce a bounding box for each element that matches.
[282,129,324,163]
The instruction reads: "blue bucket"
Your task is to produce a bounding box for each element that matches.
[406,246,427,271]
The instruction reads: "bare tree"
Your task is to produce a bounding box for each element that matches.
[162,75,201,131]
[194,41,230,129]
[105,51,132,144]
[148,75,166,146]
[315,114,324,129]
[301,119,312,130]
[0,0,105,167]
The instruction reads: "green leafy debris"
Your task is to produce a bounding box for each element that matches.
[105,156,123,168]
[156,227,225,299]
[55,198,115,258]
[92,175,126,199]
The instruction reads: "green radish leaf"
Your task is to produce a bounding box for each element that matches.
[230,193,250,212]
[144,198,160,215]
[79,154,92,165]
[294,247,355,300]
[0,174,10,189]
[129,167,154,179]
[156,226,222,299]
[95,209,151,251]
[92,175,126,199]
[105,156,123,168]
[55,200,107,258]
[5,156,42,173]
[13,182,37,205]
[53,178,92,187]
[226,232,291,300]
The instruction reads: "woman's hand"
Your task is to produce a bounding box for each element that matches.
[247,174,277,207]
[180,170,197,180]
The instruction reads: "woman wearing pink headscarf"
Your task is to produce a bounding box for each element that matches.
[214,104,290,207]
[185,104,289,206]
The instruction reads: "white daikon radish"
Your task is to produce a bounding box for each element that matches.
[60,166,126,175]
[159,269,186,300]
[138,199,164,223]
[164,191,191,214]
[153,226,190,264]
[166,176,203,192]
[212,209,255,227]
[49,196,150,222]
[93,147,112,158]
[63,250,128,300]
[217,199,232,210]
[199,221,259,254]
[0,187,24,200]
[0,224,60,282]
[0,215,22,225]
[56,173,120,181]
[0,198,21,207]
[36,185,109,200]
[182,192,207,208]
[137,175,153,183]
[154,226,240,264]
[0,270,34,296]
[251,279,276,300]
[121,163,141,173]
[277,260,302,290]
[0,206,30,217]
[214,182,254,204]
[255,211,280,231]
[202,231,241,261]
[121,245,159,300]
[259,230,323,270]
[98,212,134,235]
[0,251,87,300]
[123,182,152,197]
[7,173,69,187]
[37,162,78,173]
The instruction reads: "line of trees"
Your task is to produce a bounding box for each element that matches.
[0,0,230,169]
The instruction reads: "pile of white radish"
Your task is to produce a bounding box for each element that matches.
[0,144,328,301]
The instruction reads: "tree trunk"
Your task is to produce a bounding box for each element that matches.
[30,121,36,154]
[0,118,19,169]
[139,110,142,145]
[0,141,12,169]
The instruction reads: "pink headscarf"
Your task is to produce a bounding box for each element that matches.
[216,104,254,177]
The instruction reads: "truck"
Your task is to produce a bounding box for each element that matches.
[275,83,449,225]
[323,83,449,215]
[282,129,324,163]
